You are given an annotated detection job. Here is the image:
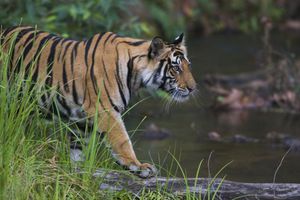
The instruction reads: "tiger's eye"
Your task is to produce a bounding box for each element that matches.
[173,65,180,72]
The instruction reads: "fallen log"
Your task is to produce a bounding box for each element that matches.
[94,169,300,200]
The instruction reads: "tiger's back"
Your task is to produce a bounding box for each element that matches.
[1,26,143,124]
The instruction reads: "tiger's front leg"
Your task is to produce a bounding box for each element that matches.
[98,112,157,178]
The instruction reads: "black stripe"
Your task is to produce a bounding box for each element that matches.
[72,79,79,105]
[98,89,107,111]
[57,95,71,116]
[159,63,170,88]
[60,41,72,62]
[20,31,42,74]
[157,60,165,74]
[103,82,120,113]
[91,73,98,95]
[70,43,78,73]
[110,34,119,43]
[15,32,36,74]
[56,40,63,63]
[83,37,93,107]
[56,84,71,116]
[153,60,165,84]
[102,58,111,86]
[173,51,184,56]
[22,32,36,57]
[0,26,17,44]
[45,37,61,86]
[116,73,127,107]
[83,37,93,106]
[90,33,105,94]
[26,34,56,81]
[70,43,79,104]
[103,33,113,46]
[61,38,75,45]
[72,42,80,62]
[120,40,147,46]
[62,61,69,92]
[115,48,123,89]
[126,55,139,95]
[110,34,125,43]
[14,27,35,43]
[9,28,35,71]
[84,37,93,68]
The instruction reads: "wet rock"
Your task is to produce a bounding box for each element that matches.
[208,132,259,143]
[208,131,222,142]
[142,123,171,140]
[266,131,290,143]
[230,134,259,143]
[266,132,300,151]
[283,138,300,151]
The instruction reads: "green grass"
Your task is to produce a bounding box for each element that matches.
[0,34,119,199]
[0,35,225,200]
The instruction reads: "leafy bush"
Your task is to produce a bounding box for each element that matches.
[0,0,150,39]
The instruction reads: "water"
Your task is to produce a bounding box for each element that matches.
[125,33,300,183]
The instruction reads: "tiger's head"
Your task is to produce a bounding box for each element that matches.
[144,33,196,102]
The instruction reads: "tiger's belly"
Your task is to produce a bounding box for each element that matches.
[42,92,95,135]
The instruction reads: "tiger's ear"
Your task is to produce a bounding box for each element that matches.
[149,36,166,59]
[173,33,185,46]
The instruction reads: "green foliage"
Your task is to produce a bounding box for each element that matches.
[0,0,150,39]
[0,0,290,40]
[143,0,186,38]
[195,0,285,33]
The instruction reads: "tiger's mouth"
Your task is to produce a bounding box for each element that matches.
[169,88,191,102]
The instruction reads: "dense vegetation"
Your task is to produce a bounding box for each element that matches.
[1,0,299,39]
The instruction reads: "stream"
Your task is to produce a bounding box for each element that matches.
[125,32,300,183]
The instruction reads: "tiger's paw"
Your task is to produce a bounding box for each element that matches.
[126,162,157,178]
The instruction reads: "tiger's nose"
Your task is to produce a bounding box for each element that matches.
[187,86,195,93]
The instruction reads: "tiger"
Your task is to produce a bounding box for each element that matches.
[0,26,196,178]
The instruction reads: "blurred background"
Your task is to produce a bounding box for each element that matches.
[2,0,300,38]
[2,0,300,183]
